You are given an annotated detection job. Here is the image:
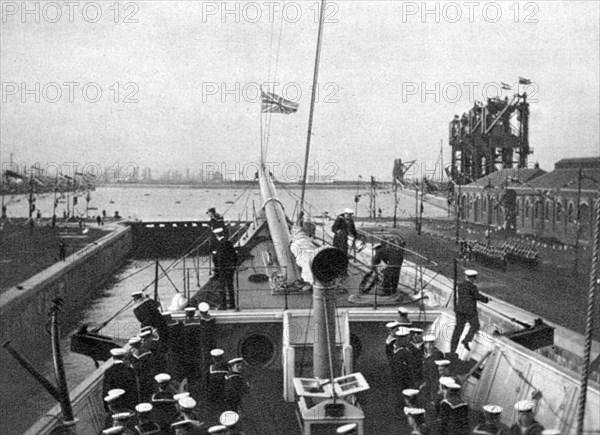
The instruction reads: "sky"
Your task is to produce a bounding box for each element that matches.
[1,0,599,182]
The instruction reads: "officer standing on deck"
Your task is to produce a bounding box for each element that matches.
[450,270,491,353]
[213,228,238,310]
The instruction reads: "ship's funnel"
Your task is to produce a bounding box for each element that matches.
[312,248,347,285]
[311,247,347,381]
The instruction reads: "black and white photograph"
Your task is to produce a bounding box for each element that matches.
[1,1,599,434]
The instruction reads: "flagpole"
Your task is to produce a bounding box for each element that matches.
[299,0,326,215]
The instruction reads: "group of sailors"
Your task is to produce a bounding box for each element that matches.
[385,308,552,435]
[102,299,250,434]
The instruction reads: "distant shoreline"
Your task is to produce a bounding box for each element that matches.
[96,182,389,190]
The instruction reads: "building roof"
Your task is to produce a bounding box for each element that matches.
[554,157,600,170]
[469,168,546,188]
[528,167,600,191]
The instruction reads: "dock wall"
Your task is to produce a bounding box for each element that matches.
[0,225,132,433]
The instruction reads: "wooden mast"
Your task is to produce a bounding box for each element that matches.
[299,0,327,214]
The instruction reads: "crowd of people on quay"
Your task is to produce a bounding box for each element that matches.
[101,299,249,434]
[385,305,555,435]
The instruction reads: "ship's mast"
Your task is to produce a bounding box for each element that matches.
[299,0,327,214]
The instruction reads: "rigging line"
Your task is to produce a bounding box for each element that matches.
[109,261,155,286]
[222,183,255,216]
[158,262,181,293]
[92,299,136,333]
[264,0,287,159]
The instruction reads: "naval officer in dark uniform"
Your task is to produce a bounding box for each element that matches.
[224,358,249,413]
[450,270,491,353]
[213,228,238,310]
[103,348,138,411]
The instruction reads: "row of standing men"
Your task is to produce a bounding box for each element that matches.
[386,307,552,435]
[102,299,250,434]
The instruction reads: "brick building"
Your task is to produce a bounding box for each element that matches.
[457,157,599,243]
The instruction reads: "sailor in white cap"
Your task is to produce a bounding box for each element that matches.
[332,206,358,258]
[540,430,561,435]
[220,410,245,434]
[450,268,491,353]
[134,403,161,435]
[170,419,196,435]
[184,307,197,322]
[213,224,238,310]
[402,388,421,407]
[172,397,205,432]
[438,377,469,435]
[104,389,129,418]
[207,425,227,434]
[510,401,545,434]
[389,327,419,418]
[102,346,138,412]
[420,335,445,405]
[102,427,125,435]
[385,321,401,362]
[224,358,249,412]
[404,407,428,434]
[150,373,178,431]
[472,404,510,435]
[336,423,358,434]
[208,349,229,414]
[109,411,136,433]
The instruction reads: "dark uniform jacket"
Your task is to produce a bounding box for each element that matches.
[372,246,404,268]
[132,350,159,402]
[439,398,469,435]
[102,361,138,410]
[214,239,238,276]
[508,421,545,435]
[456,281,489,316]
[332,215,357,253]
[208,362,229,404]
[224,372,249,411]
[390,345,418,390]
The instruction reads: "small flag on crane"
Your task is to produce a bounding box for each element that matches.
[519,77,532,85]
[501,82,512,90]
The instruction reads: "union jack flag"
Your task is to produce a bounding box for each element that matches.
[261,91,299,114]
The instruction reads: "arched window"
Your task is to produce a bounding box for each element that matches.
[544,201,550,220]
[567,202,574,223]
[474,196,480,222]
[516,198,521,217]
[525,199,530,219]
[556,201,562,222]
